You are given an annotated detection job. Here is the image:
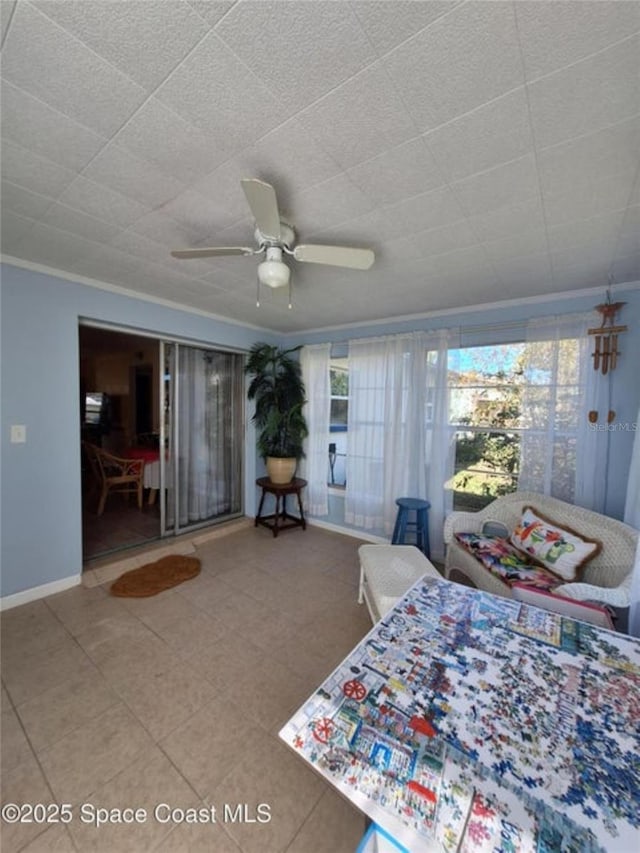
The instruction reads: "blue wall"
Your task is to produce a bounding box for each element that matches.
[0,263,277,598]
[2,260,638,599]
[286,284,640,524]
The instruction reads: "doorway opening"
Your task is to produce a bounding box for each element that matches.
[79,324,245,564]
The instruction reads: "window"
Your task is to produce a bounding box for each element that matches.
[448,337,583,511]
[449,344,524,511]
[329,358,348,487]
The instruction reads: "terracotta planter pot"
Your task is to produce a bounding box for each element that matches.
[266,457,297,484]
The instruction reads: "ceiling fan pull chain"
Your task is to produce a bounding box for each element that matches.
[256,276,261,308]
[288,278,292,310]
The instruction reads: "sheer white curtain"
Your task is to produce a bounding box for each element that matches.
[345,332,428,536]
[518,313,607,511]
[425,328,460,559]
[625,405,640,637]
[299,343,331,516]
[169,347,240,527]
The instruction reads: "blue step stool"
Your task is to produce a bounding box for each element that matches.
[391,497,431,557]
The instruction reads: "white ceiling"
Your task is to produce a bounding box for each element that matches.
[1,0,639,334]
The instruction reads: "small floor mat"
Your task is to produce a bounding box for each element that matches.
[110,554,201,597]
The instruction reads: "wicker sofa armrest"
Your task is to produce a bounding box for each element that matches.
[443,511,485,543]
[554,573,633,608]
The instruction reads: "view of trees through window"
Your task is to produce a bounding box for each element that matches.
[324,339,580,506]
[449,343,525,511]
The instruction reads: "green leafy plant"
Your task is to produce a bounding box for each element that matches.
[245,343,308,460]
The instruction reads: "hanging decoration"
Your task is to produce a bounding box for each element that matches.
[588,293,627,375]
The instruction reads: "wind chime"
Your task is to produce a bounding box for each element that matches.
[588,297,627,375]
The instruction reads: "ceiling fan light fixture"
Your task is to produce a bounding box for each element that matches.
[258,247,290,289]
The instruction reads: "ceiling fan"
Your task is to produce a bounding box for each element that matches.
[171,178,374,305]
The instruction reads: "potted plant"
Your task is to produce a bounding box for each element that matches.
[245,343,308,484]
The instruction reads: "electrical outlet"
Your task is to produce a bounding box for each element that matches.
[10,425,26,443]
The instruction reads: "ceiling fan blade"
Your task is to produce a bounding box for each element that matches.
[241,178,281,241]
[293,244,375,270]
[171,246,254,259]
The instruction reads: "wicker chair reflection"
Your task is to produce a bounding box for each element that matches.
[83,442,145,516]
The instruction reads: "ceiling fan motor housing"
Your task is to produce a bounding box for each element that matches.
[254,221,295,249]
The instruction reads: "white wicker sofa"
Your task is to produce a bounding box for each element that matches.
[444,491,637,609]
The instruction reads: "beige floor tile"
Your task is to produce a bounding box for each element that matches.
[172,571,235,610]
[46,595,131,638]
[16,670,120,754]
[2,641,96,707]
[211,735,326,853]
[224,657,312,734]
[83,631,183,689]
[39,703,154,804]
[66,748,198,853]
[0,751,55,852]
[1,707,34,775]
[160,699,266,799]
[183,631,266,694]
[74,611,154,657]
[1,683,12,712]
[18,824,77,852]
[120,589,203,633]
[156,818,242,852]
[113,660,216,741]
[286,787,367,853]
[1,602,72,667]
[151,609,227,657]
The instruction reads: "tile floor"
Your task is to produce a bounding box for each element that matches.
[1,525,375,853]
[82,499,161,562]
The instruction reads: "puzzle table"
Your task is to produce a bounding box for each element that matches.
[280,576,640,852]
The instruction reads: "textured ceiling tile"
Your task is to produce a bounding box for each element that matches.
[424,88,534,183]
[215,0,376,114]
[616,205,640,257]
[285,174,375,236]
[527,36,640,150]
[0,81,107,172]
[451,155,539,218]
[347,137,446,207]
[297,63,419,171]
[33,0,210,91]
[351,0,460,56]
[0,0,16,43]
[610,250,640,284]
[128,209,203,248]
[537,117,640,198]
[493,251,553,287]
[515,0,640,82]
[1,179,53,220]
[1,139,76,199]
[81,144,186,210]
[542,171,634,229]
[1,2,148,137]
[57,177,150,227]
[547,210,626,254]
[159,188,234,238]
[115,98,232,183]
[468,195,545,244]
[483,228,548,263]
[1,208,36,253]
[154,32,289,149]
[383,219,479,263]
[109,230,220,279]
[383,185,468,238]
[239,119,343,198]
[40,202,123,244]
[383,1,524,131]
[187,1,236,27]
[11,221,101,270]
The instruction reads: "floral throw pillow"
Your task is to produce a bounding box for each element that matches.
[510,506,601,582]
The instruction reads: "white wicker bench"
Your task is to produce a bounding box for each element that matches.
[358,544,441,623]
[444,491,637,608]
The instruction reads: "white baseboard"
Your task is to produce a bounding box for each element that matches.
[0,574,81,611]
[307,518,389,544]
